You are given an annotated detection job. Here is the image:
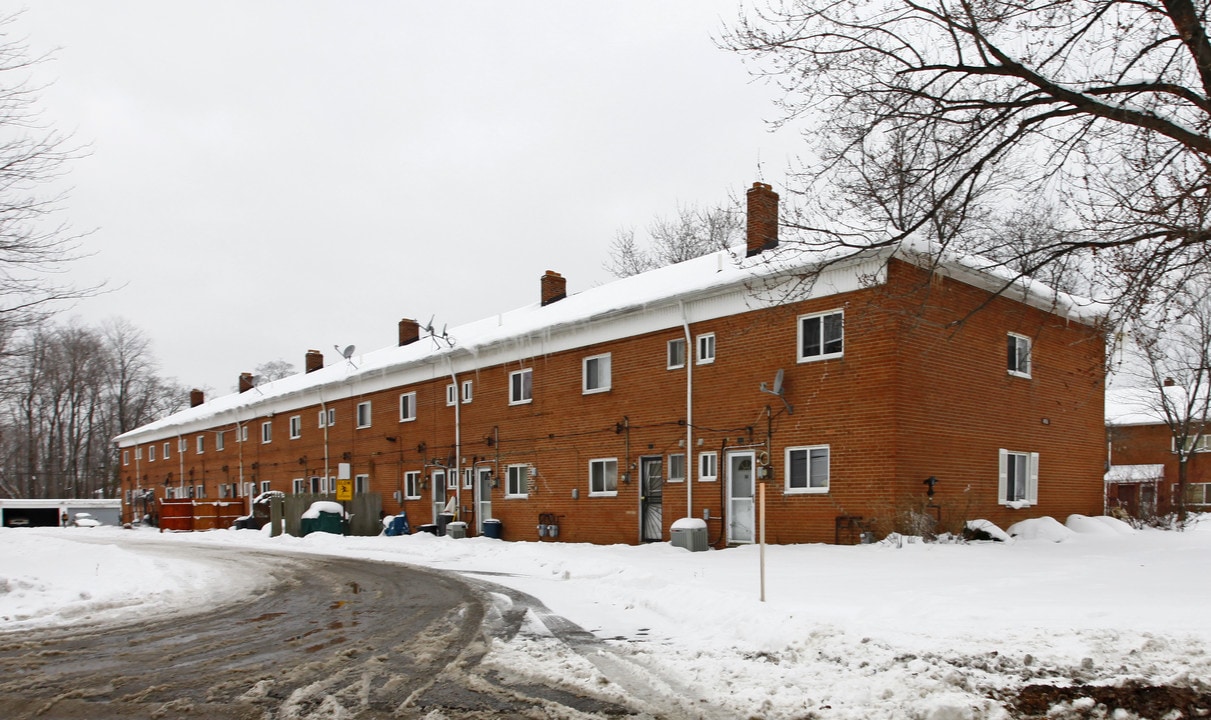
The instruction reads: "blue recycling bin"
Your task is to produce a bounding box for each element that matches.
[482,518,502,539]
[385,513,410,537]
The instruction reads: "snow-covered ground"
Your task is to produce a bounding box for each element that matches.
[2,515,1208,719]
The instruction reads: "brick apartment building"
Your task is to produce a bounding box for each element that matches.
[116,183,1108,545]
[1106,405,1211,518]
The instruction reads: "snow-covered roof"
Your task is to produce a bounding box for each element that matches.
[1105,464,1165,483]
[117,241,1104,446]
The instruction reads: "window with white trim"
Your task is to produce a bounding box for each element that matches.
[699,451,718,481]
[668,453,686,483]
[446,384,457,406]
[357,401,372,428]
[179,437,188,453]
[583,353,612,394]
[219,484,230,499]
[462,380,473,404]
[1182,482,1211,505]
[163,442,171,458]
[786,445,830,493]
[318,408,335,428]
[589,458,618,496]
[195,484,206,498]
[122,450,129,466]
[261,421,272,444]
[1174,435,1211,453]
[135,446,142,460]
[239,425,248,443]
[998,449,1039,506]
[355,474,369,494]
[216,431,225,451]
[1007,333,1032,377]
[696,333,716,365]
[446,471,457,490]
[509,369,532,405]
[292,478,306,494]
[260,481,271,494]
[404,471,421,499]
[400,392,417,422]
[148,445,156,462]
[799,310,844,362]
[289,415,301,439]
[196,435,204,454]
[310,476,324,493]
[668,338,686,369]
[506,464,529,498]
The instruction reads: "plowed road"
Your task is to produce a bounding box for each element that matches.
[0,544,638,719]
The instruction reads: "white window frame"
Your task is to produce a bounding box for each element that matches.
[292,478,306,494]
[239,425,248,443]
[148,445,156,462]
[668,453,686,483]
[696,333,716,365]
[462,379,473,404]
[509,368,533,405]
[135,446,143,460]
[446,470,457,490]
[196,435,204,454]
[589,458,619,497]
[318,408,336,428]
[122,450,129,466]
[667,338,686,370]
[261,421,272,444]
[354,474,369,494]
[260,480,271,494]
[400,392,417,422]
[357,401,372,429]
[216,431,225,452]
[1173,435,1211,453]
[785,445,830,494]
[310,476,324,493]
[798,309,844,362]
[998,449,1039,507]
[289,415,301,439]
[163,441,171,458]
[699,451,718,482]
[195,484,206,499]
[179,437,188,453]
[462,468,473,489]
[506,464,529,498]
[582,353,612,394]
[404,471,421,500]
[446,383,458,407]
[1008,333,1032,378]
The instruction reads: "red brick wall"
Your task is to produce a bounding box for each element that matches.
[1108,423,1211,514]
[121,258,1106,542]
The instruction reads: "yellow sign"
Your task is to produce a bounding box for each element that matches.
[335,479,353,502]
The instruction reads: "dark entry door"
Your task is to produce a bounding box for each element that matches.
[640,456,663,542]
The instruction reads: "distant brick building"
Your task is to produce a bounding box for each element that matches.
[1106,419,1211,518]
[116,183,1107,544]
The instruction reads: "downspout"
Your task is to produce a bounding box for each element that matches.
[177,433,185,498]
[680,300,693,518]
[319,389,330,488]
[448,356,461,519]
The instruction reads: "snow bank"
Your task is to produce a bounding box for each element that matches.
[1007,515,1075,542]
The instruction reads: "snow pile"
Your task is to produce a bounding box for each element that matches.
[2,516,1208,719]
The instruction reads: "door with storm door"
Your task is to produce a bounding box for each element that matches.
[640,456,664,542]
[431,470,446,524]
[475,467,492,534]
[727,451,755,544]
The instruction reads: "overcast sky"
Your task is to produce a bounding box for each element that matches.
[16,2,801,395]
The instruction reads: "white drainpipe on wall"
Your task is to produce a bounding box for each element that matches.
[680,300,694,517]
[448,356,461,518]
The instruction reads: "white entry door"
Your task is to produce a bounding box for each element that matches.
[727,451,755,544]
[476,467,493,534]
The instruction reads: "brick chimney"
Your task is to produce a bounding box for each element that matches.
[189,389,204,407]
[746,181,779,257]
[398,318,420,347]
[238,372,254,393]
[541,270,566,306]
[305,349,324,373]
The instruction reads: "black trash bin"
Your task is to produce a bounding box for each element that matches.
[482,518,502,539]
[437,512,454,536]
[417,523,438,535]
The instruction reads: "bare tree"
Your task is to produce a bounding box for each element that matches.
[0,13,93,328]
[605,202,743,277]
[253,359,296,386]
[1126,283,1211,524]
[721,0,1211,322]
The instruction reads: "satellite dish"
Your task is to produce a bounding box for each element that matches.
[341,345,355,359]
[773,369,785,396]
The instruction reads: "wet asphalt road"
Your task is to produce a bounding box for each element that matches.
[0,543,638,719]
